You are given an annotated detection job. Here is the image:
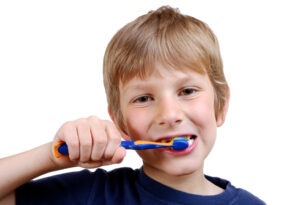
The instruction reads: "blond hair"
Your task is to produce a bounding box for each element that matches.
[103,6,228,131]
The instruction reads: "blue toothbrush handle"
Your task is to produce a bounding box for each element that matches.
[54,140,172,157]
[120,141,170,150]
[57,143,69,155]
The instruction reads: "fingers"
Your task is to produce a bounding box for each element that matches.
[78,147,126,168]
[90,118,107,161]
[102,122,122,160]
[53,116,126,168]
[111,147,126,164]
[90,119,121,161]
[77,119,92,162]
[60,121,80,161]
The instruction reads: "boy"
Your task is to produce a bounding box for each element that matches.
[0,6,265,205]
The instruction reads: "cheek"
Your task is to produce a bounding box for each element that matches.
[123,109,150,139]
[188,95,217,139]
[188,95,216,122]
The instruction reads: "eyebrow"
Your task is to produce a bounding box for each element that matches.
[176,76,196,85]
[174,76,204,88]
[122,83,153,95]
[122,75,203,93]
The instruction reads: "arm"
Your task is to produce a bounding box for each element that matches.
[0,116,126,204]
[0,142,56,204]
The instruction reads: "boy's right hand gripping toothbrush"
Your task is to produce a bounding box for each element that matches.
[54,137,189,158]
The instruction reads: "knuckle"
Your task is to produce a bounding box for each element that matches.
[103,120,113,126]
[80,140,91,149]
[62,121,75,132]
[88,115,100,121]
[68,140,79,148]
[90,117,105,128]
[80,157,89,163]
[68,148,79,160]
[77,118,88,126]
[77,123,91,134]
[79,152,90,162]
[110,136,121,145]
[106,122,119,133]
[104,151,114,160]
[91,152,101,161]
[62,121,72,127]
[96,138,107,147]
[69,154,79,161]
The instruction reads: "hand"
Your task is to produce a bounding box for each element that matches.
[50,116,126,169]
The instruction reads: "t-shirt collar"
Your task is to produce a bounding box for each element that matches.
[137,166,238,205]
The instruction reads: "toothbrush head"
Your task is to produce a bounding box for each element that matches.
[172,137,189,150]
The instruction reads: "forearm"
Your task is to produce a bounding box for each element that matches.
[0,116,126,201]
[0,142,59,199]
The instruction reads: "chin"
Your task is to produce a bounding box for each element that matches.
[161,160,202,176]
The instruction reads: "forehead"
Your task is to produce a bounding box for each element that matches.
[120,65,211,92]
[120,61,207,85]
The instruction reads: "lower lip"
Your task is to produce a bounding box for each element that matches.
[158,136,198,156]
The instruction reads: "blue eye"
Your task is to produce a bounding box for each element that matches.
[133,95,153,103]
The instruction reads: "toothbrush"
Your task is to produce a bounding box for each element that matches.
[54,137,188,158]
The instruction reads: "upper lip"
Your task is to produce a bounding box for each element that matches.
[155,134,196,142]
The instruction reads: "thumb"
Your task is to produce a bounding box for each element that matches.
[99,147,127,166]
[111,147,127,164]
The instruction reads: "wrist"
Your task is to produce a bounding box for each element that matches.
[30,142,62,174]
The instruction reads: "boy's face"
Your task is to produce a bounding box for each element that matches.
[118,64,226,177]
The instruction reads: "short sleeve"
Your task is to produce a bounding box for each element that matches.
[16,169,97,205]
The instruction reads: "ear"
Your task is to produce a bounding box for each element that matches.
[216,86,230,127]
[108,106,132,141]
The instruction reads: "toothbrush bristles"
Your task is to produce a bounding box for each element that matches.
[172,137,189,150]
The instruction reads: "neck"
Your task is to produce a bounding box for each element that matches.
[143,164,224,195]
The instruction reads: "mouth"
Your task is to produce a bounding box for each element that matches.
[157,135,197,148]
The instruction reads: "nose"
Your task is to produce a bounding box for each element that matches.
[155,98,184,128]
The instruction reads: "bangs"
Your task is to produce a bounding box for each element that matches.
[112,11,212,86]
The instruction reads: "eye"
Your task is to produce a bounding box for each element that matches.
[179,88,198,96]
[132,95,153,103]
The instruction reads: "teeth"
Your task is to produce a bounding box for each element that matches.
[188,138,194,146]
[160,135,196,146]
[182,135,195,146]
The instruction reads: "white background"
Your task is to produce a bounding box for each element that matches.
[0,0,299,204]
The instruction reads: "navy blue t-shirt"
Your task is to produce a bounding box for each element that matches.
[16,167,266,205]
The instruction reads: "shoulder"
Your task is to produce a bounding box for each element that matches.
[16,167,140,204]
[205,175,266,205]
[233,188,266,205]
[16,169,100,204]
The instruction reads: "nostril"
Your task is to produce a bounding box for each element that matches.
[158,119,182,127]
[156,109,184,127]
[159,121,166,126]
[175,119,182,124]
